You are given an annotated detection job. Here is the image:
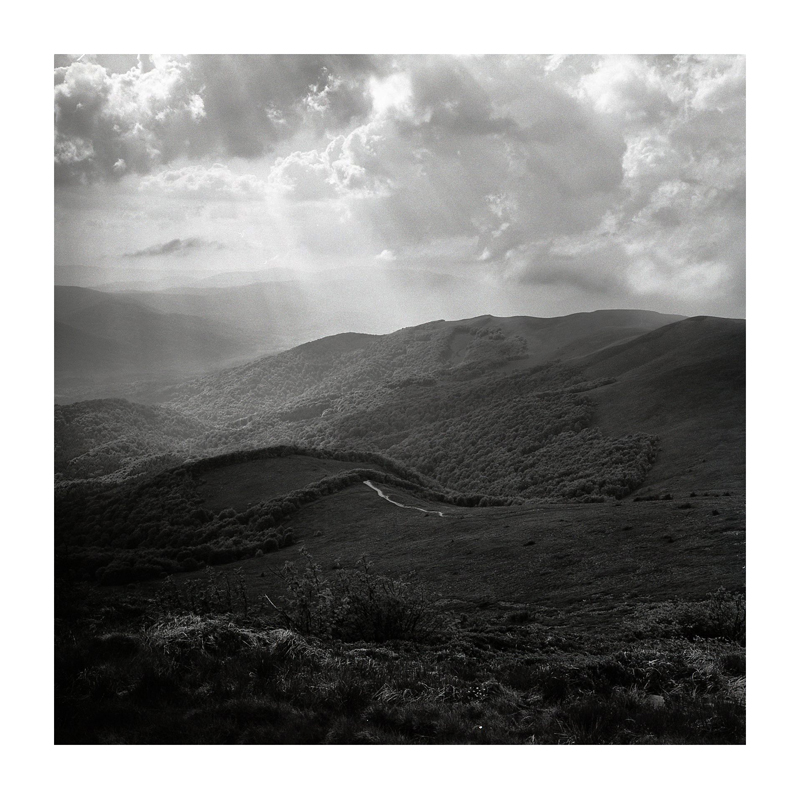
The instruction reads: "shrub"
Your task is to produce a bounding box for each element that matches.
[273,549,443,643]
[156,568,250,617]
[634,590,746,645]
[675,589,746,644]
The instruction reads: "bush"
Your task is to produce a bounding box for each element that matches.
[263,536,280,553]
[273,549,443,643]
[634,590,746,645]
[675,589,746,644]
[156,568,251,616]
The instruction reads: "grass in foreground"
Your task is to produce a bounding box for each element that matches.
[55,560,745,744]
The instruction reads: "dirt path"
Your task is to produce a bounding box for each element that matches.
[363,480,447,517]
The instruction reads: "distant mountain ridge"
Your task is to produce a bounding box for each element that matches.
[55,286,269,401]
[57,268,687,404]
[160,309,684,421]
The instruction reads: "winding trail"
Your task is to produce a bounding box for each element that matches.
[363,480,447,517]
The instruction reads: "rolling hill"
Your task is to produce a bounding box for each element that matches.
[55,310,743,500]
[54,398,211,481]
[579,316,746,492]
[57,267,686,405]
[160,309,683,420]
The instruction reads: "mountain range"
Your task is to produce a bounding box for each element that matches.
[56,269,655,403]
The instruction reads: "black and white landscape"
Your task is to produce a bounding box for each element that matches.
[54,55,745,745]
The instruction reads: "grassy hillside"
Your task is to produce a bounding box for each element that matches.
[580,317,745,492]
[198,453,404,512]
[55,478,745,744]
[234,481,745,611]
[55,446,494,585]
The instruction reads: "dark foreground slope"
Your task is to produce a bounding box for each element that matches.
[54,310,745,744]
[56,470,745,744]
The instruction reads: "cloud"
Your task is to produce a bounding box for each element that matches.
[189,55,381,159]
[402,57,515,136]
[268,149,338,200]
[54,55,383,184]
[268,118,401,201]
[579,55,677,125]
[56,55,745,317]
[54,56,202,183]
[267,56,627,253]
[123,237,226,258]
[480,55,745,312]
[139,164,267,200]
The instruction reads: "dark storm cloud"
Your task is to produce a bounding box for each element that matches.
[123,237,226,258]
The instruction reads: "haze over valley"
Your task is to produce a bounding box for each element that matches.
[56,266,621,403]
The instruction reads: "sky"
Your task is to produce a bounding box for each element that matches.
[54,54,745,319]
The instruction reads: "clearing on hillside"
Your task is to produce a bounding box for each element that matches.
[197,454,384,511]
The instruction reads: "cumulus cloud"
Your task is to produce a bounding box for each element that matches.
[268,149,338,200]
[54,54,383,184]
[123,237,226,258]
[579,55,678,124]
[402,57,515,136]
[139,164,267,200]
[269,121,397,201]
[54,56,202,183]
[470,55,745,312]
[267,56,627,253]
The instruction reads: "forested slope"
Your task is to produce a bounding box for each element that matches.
[55,311,742,502]
[55,446,508,584]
